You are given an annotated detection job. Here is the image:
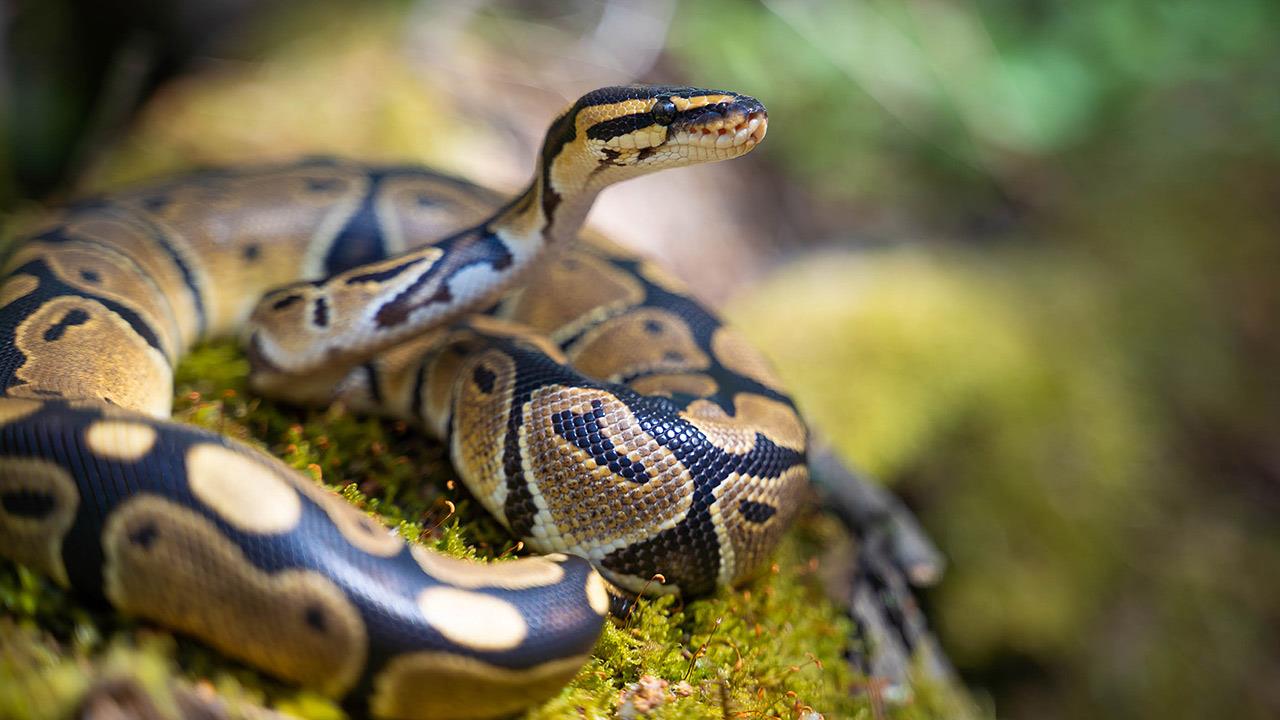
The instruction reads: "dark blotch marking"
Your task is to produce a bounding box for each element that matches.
[538,110,577,227]
[304,605,328,632]
[324,172,387,275]
[141,195,170,212]
[601,508,720,596]
[372,231,511,328]
[129,521,159,549]
[242,244,261,261]
[586,113,658,142]
[663,351,683,362]
[409,361,428,426]
[79,269,101,284]
[472,364,496,393]
[271,294,303,311]
[362,362,383,405]
[644,319,663,334]
[738,500,777,524]
[43,309,91,342]
[416,193,436,207]
[652,97,676,125]
[312,297,330,327]
[601,148,625,166]
[637,147,659,162]
[552,399,651,483]
[305,177,343,193]
[1,490,57,519]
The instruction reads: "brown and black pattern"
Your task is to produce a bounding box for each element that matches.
[0,85,786,719]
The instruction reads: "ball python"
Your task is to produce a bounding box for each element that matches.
[0,85,808,719]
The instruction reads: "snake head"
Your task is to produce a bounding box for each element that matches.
[548,85,767,184]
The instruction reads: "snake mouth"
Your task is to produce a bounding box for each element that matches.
[671,110,768,151]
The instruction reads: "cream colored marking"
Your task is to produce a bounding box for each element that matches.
[409,545,566,590]
[466,315,567,363]
[450,347,518,526]
[0,274,38,309]
[371,651,590,720]
[0,398,42,427]
[683,393,807,454]
[671,94,736,112]
[294,486,404,558]
[636,260,691,294]
[628,372,718,398]
[711,327,786,391]
[0,457,79,587]
[10,296,172,417]
[596,566,681,597]
[248,245,446,388]
[519,385,696,555]
[186,443,302,534]
[85,420,158,461]
[585,571,610,616]
[502,250,644,343]
[716,465,809,583]
[417,587,527,651]
[102,496,366,696]
[34,241,182,359]
[707,499,737,588]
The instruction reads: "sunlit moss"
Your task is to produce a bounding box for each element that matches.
[0,338,964,719]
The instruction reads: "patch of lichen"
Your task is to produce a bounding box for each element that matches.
[1,340,962,719]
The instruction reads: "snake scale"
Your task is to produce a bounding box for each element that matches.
[0,85,809,719]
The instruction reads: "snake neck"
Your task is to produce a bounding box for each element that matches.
[246,85,771,392]
[489,176,598,257]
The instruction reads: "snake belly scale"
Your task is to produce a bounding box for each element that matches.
[0,85,808,719]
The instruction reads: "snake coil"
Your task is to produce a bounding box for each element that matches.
[0,85,808,719]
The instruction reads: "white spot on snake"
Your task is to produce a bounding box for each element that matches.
[585,571,610,616]
[417,587,527,651]
[85,420,158,461]
[409,545,566,590]
[186,443,302,534]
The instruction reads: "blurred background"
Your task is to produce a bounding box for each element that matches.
[2,1,1278,718]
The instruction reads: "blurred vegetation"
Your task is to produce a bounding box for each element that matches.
[691,2,1280,719]
[2,1,1279,719]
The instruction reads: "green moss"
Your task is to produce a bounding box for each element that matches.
[1,341,964,719]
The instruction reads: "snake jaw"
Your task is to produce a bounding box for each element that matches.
[671,111,768,152]
[664,93,768,161]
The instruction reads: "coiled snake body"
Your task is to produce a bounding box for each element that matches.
[0,86,808,718]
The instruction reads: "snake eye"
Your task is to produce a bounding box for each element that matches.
[652,98,677,126]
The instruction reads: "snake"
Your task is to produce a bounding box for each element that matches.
[0,85,808,719]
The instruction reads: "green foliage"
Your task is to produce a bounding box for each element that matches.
[671,0,1280,224]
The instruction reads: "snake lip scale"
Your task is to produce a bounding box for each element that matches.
[0,84,807,719]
